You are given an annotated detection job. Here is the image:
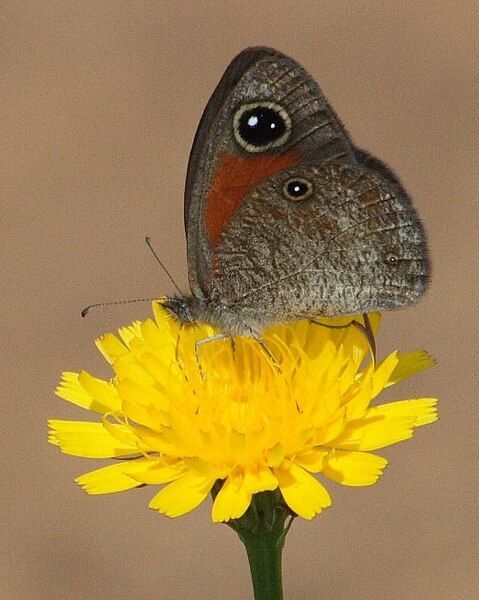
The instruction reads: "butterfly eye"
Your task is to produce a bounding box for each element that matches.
[233,102,291,152]
[283,178,313,201]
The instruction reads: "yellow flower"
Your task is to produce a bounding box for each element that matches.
[49,302,437,522]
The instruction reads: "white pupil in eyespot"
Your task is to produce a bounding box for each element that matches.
[246,115,277,130]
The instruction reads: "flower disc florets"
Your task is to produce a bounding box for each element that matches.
[49,302,437,522]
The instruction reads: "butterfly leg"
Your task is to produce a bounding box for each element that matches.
[175,323,185,364]
[357,313,377,365]
[195,333,279,377]
[174,324,193,385]
[195,333,231,379]
[251,334,281,371]
[310,313,377,365]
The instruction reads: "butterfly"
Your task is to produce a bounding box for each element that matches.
[163,46,429,337]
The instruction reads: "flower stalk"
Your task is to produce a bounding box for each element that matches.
[215,485,294,600]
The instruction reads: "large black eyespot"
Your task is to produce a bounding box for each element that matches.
[233,102,291,152]
[283,178,313,201]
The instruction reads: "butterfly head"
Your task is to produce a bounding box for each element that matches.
[163,296,200,325]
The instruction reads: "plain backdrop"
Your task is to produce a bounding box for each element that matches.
[2,2,478,599]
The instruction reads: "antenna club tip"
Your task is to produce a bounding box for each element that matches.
[81,306,92,318]
[145,236,152,243]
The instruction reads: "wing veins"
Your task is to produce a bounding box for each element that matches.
[228,219,415,306]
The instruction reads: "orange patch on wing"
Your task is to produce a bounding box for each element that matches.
[205,153,299,248]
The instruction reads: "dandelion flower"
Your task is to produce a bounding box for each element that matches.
[49,301,437,522]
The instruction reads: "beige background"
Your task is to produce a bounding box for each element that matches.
[2,2,478,599]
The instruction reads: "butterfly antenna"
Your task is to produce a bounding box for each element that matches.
[81,237,182,317]
[81,297,157,318]
[145,236,182,295]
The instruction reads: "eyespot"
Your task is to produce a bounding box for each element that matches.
[387,254,398,264]
[283,178,313,201]
[233,102,291,152]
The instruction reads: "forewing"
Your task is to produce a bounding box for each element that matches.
[184,46,355,297]
[211,158,429,325]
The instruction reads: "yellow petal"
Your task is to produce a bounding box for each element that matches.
[266,443,285,468]
[48,419,138,458]
[127,459,185,484]
[371,352,399,398]
[139,319,163,346]
[113,356,156,386]
[333,398,438,451]
[115,378,168,411]
[368,398,438,426]
[345,366,373,420]
[212,470,250,523]
[95,333,128,364]
[118,321,143,346]
[386,351,436,387]
[295,449,329,473]
[55,371,92,407]
[212,466,277,521]
[322,449,388,486]
[149,472,215,517]
[78,371,121,412]
[275,462,331,520]
[75,458,151,494]
[243,466,278,494]
[133,426,178,454]
[55,372,118,414]
[120,398,160,429]
[101,415,139,447]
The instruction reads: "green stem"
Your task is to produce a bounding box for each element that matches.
[241,526,284,599]
[212,485,295,600]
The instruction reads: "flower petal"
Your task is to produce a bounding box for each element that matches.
[212,467,278,522]
[212,470,250,522]
[127,459,186,484]
[386,351,436,387]
[371,352,399,398]
[149,472,215,517]
[115,378,168,411]
[95,333,129,364]
[333,398,438,451]
[243,466,278,493]
[55,372,117,414]
[118,321,143,346]
[48,420,138,458]
[275,462,331,519]
[75,458,151,494]
[295,449,329,473]
[101,415,139,447]
[368,398,438,426]
[79,371,121,412]
[322,449,388,486]
[345,367,373,420]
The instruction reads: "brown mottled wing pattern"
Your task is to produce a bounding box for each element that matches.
[211,158,429,330]
[183,47,354,299]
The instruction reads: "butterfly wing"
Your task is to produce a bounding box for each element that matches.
[211,158,429,327]
[184,46,355,298]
